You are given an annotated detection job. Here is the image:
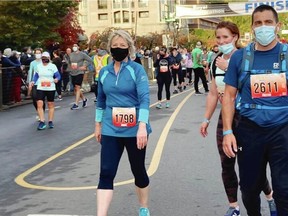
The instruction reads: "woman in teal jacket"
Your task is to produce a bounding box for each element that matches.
[94,29,152,216]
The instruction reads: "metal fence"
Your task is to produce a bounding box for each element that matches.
[0,64,29,110]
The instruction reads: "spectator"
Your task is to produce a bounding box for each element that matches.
[9,51,23,103]
[1,48,21,105]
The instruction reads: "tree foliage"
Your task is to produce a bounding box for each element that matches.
[0,0,82,51]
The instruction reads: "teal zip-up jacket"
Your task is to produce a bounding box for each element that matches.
[95,58,152,137]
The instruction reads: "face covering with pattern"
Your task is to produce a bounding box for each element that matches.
[110,47,129,62]
[254,25,276,46]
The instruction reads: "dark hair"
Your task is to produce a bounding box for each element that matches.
[160,46,167,53]
[215,21,240,48]
[252,5,279,24]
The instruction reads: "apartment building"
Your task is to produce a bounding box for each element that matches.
[78,0,169,37]
[78,0,220,38]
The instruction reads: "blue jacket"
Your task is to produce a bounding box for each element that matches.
[95,59,152,137]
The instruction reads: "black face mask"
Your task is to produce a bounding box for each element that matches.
[110,47,129,62]
[42,59,49,64]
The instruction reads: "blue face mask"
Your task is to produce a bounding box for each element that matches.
[254,25,276,46]
[219,42,235,55]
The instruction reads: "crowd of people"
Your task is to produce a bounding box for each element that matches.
[1,4,288,216]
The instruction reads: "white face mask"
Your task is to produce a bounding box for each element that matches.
[218,42,235,55]
[254,25,276,46]
[72,47,78,52]
[35,54,42,59]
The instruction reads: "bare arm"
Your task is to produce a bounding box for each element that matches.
[200,78,219,137]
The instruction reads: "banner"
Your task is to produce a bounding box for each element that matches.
[176,1,288,19]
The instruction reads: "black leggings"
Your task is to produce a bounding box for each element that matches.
[193,67,208,92]
[187,68,193,83]
[156,72,172,101]
[98,135,149,190]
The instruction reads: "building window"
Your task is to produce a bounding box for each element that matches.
[122,0,130,8]
[80,15,88,24]
[98,0,108,9]
[138,0,148,8]
[113,0,121,9]
[131,11,135,23]
[80,0,87,9]
[114,11,121,23]
[139,11,149,18]
[123,11,130,23]
[98,13,108,20]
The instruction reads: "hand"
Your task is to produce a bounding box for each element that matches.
[222,133,237,158]
[54,78,58,83]
[215,57,228,71]
[136,122,148,150]
[29,82,34,88]
[95,122,102,143]
[200,122,209,137]
[79,66,87,71]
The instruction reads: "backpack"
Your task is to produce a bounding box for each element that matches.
[236,42,288,110]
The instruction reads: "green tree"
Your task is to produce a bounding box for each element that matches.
[0,0,82,51]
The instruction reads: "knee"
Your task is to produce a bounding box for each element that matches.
[98,168,117,190]
[132,169,149,188]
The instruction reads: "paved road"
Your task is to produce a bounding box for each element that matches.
[0,83,271,216]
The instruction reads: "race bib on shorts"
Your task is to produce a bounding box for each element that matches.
[250,73,287,98]
[112,107,136,127]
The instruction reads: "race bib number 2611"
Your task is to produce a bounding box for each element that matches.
[250,73,287,98]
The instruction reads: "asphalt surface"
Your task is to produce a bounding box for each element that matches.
[0,83,272,216]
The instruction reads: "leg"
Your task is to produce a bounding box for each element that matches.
[199,67,209,91]
[74,85,81,105]
[37,100,45,122]
[268,124,288,215]
[217,112,239,206]
[32,85,38,111]
[234,117,265,216]
[164,74,171,101]
[46,91,55,127]
[157,75,164,101]
[193,68,200,92]
[97,135,125,216]
[125,137,149,208]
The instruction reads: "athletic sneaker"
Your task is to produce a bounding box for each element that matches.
[82,98,88,108]
[139,207,150,216]
[156,103,162,109]
[267,199,277,216]
[166,102,170,108]
[71,104,79,110]
[48,121,54,129]
[173,89,178,94]
[195,91,203,95]
[224,207,240,216]
[37,121,46,130]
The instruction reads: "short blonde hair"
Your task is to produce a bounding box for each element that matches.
[107,29,135,58]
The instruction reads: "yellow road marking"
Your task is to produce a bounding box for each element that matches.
[15,89,195,190]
